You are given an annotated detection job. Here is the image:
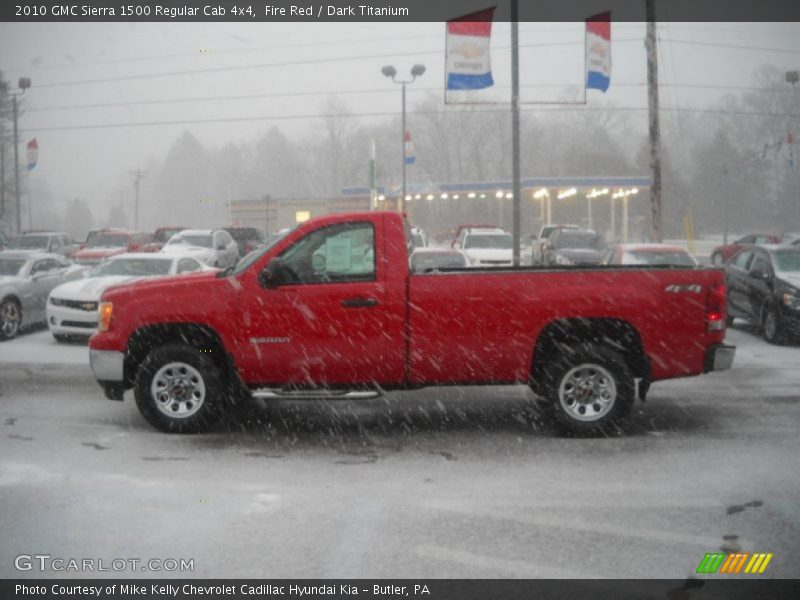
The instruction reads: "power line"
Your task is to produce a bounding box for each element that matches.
[24,80,796,113]
[19,106,800,133]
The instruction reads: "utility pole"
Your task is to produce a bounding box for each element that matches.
[130,169,145,229]
[645,0,663,242]
[511,0,521,266]
[13,95,20,234]
[1,143,5,220]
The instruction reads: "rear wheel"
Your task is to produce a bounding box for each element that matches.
[0,299,22,341]
[538,343,635,435]
[134,345,225,432]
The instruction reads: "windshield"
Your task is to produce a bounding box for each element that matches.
[465,234,512,249]
[168,234,213,248]
[90,258,173,277]
[772,249,800,274]
[8,235,48,249]
[623,251,696,266]
[226,228,265,242]
[0,258,27,276]
[154,228,183,243]
[556,232,605,250]
[86,234,129,248]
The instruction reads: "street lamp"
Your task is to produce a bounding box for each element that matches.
[381,63,425,212]
[10,77,31,234]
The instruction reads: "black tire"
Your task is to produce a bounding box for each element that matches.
[134,344,226,433]
[726,315,735,328]
[0,298,22,341]
[538,342,635,436]
[762,304,785,345]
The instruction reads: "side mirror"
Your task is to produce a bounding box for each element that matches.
[753,269,772,281]
[31,271,46,281]
[259,257,288,289]
[217,243,226,251]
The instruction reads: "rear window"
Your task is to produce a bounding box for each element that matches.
[87,234,129,248]
[465,234,512,249]
[410,252,468,273]
[622,251,696,266]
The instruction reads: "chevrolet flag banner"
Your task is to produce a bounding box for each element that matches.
[586,12,612,92]
[27,138,39,171]
[446,6,495,90]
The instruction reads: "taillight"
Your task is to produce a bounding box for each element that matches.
[98,302,113,332]
[706,282,726,332]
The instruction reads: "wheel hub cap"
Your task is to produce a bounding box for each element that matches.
[151,362,206,419]
[559,364,617,422]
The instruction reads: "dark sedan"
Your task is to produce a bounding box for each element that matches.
[710,232,781,266]
[725,245,800,344]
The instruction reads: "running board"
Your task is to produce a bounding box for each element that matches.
[251,389,382,400]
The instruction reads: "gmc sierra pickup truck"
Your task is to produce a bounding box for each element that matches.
[88,211,735,434]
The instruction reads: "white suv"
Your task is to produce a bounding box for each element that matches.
[453,227,513,267]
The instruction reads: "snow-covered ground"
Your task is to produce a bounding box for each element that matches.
[1,323,799,579]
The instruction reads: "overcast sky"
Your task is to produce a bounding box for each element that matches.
[1,20,799,215]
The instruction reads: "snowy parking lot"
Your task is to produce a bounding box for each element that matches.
[1,324,799,579]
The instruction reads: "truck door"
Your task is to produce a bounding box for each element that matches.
[237,219,405,387]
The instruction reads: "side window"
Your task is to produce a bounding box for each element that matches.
[177,259,200,274]
[32,259,57,274]
[753,235,769,244]
[748,254,772,276]
[731,250,754,271]
[280,222,376,284]
[736,235,755,245]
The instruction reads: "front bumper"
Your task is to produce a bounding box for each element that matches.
[704,343,736,373]
[47,304,99,335]
[90,349,125,382]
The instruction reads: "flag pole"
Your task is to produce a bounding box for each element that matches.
[511,0,521,266]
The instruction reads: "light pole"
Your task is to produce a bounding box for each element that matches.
[10,77,31,234]
[381,64,425,212]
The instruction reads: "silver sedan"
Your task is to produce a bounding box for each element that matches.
[0,252,87,340]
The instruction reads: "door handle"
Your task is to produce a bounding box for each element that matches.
[341,297,379,308]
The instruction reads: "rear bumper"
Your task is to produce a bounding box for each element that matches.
[704,343,736,373]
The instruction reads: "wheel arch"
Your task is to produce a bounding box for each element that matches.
[530,317,650,397]
[124,322,244,395]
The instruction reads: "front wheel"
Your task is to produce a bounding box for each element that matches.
[134,345,225,432]
[762,305,785,345]
[538,343,635,435]
[0,299,22,341]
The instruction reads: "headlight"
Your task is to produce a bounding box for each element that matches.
[783,293,800,310]
[98,302,113,332]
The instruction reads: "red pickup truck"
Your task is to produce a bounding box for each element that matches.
[89,211,734,435]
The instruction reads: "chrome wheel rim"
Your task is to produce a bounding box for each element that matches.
[764,310,777,340]
[151,362,206,419]
[1,302,20,338]
[558,364,617,422]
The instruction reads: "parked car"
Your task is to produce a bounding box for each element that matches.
[409,227,431,250]
[710,233,781,266]
[409,248,470,273]
[141,226,187,252]
[160,229,238,269]
[71,230,154,266]
[781,232,800,245]
[88,211,733,435]
[603,243,698,267]
[0,251,86,340]
[48,253,209,342]
[6,231,74,258]
[541,228,607,266]
[453,226,513,266]
[449,223,497,248]
[224,226,266,258]
[725,244,800,344]
[531,224,580,265]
